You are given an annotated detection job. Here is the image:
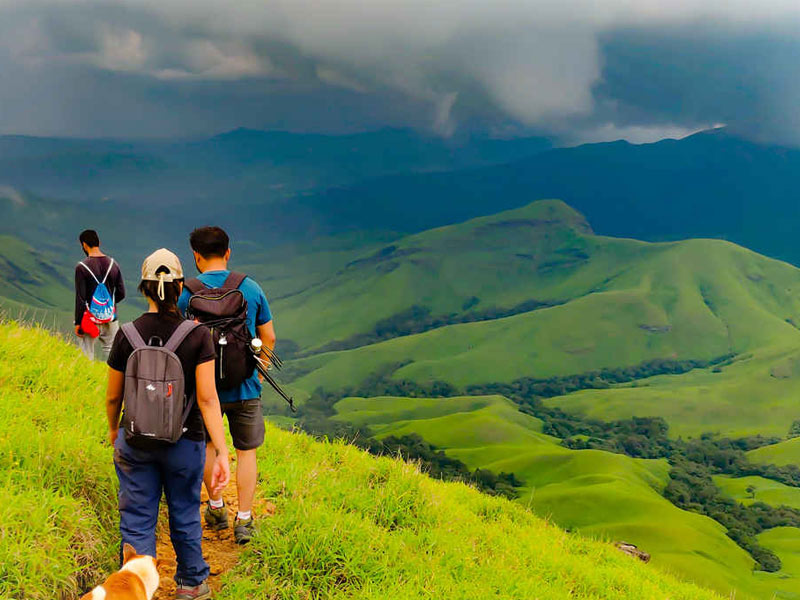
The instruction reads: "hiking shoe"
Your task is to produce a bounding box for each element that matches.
[204,502,228,531]
[175,580,211,600]
[234,517,255,545]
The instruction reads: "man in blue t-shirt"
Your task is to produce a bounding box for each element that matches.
[178,226,276,545]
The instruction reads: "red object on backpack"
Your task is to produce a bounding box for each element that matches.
[80,310,100,338]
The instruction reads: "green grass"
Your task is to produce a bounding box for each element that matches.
[331,394,800,599]
[714,475,800,510]
[0,321,729,599]
[749,437,800,466]
[544,346,800,438]
[277,200,800,359]
[285,201,800,410]
[0,321,118,599]
[220,422,723,599]
[756,528,800,598]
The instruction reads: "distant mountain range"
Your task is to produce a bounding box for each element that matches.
[0,128,551,206]
[300,128,800,265]
[5,126,800,266]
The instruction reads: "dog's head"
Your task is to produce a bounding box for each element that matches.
[80,544,161,600]
[120,543,160,599]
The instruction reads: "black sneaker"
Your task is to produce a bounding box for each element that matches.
[204,502,229,531]
[234,516,255,545]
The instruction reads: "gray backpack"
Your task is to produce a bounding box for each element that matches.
[120,320,200,443]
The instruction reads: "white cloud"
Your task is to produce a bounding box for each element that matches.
[0,185,25,207]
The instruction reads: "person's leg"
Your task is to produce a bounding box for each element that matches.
[227,399,265,543]
[163,437,210,588]
[113,433,161,560]
[99,321,119,361]
[78,334,95,360]
[235,447,258,513]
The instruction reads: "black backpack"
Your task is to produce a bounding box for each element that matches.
[185,272,256,390]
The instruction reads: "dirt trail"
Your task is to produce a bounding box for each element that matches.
[153,457,275,599]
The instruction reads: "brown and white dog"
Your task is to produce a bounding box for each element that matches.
[80,543,160,600]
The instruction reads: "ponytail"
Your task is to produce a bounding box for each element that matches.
[138,271,183,317]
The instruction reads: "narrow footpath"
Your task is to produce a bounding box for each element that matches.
[153,457,276,598]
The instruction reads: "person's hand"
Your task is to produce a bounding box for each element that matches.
[210,452,230,497]
[75,325,84,338]
[108,427,119,446]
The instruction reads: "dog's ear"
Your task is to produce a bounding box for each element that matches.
[122,543,138,564]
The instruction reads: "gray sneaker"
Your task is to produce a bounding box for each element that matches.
[234,517,255,545]
[175,580,211,600]
[204,502,228,531]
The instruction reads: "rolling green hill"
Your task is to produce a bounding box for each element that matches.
[332,394,800,599]
[283,200,800,401]
[749,437,800,467]
[715,475,800,510]
[0,321,728,600]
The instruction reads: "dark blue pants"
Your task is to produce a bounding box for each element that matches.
[114,434,209,586]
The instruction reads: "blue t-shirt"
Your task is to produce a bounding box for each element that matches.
[178,270,273,403]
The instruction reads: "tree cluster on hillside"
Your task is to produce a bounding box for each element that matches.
[294,388,522,500]
[291,354,800,571]
[466,355,735,402]
[310,299,559,354]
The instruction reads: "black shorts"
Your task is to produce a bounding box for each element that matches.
[211,399,265,451]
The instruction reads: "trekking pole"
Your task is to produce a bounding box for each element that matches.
[251,339,296,412]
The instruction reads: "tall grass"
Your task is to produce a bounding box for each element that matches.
[0,321,721,599]
[219,428,722,599]
[0,321,117,599]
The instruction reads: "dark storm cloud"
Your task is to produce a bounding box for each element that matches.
[595,28,800,144]
[0,1,799,143]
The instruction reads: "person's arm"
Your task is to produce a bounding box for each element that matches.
[257,321,276,352]
[74,265,85,334]
[114,264,126,304]
[195,359,231,496]
[106,368,124,445]
[254,282,275,363]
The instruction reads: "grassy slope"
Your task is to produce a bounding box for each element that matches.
[332,395,800,599]
[0,321,725,599]
[286,201,800,408]
[749,437,800,466]
[545,345,800,438]
[0,322,117,599]
[758,528,800,593]
[715,475,800,510]
[277,199,800,354]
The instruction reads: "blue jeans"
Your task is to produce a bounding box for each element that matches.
[114,433,209,586]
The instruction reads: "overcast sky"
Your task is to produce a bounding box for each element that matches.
[1,0,799,144]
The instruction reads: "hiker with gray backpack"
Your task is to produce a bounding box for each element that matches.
[105,248,230,600]
[74,229,126,360]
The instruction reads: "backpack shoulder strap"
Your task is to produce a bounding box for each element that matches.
[121,322,147,350]
[79,261,101,284]
[164,320,200,353]
[184,278,205,295]
[101,258,115,284]
[222,271,247,290]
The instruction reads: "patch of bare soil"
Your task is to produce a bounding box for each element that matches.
[153,457,276,599]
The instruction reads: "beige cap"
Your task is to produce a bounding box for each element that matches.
[141,248,183,300]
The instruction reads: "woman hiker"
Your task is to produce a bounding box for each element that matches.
[105,248,231,600]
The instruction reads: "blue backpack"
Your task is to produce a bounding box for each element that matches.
[80,259,116,323]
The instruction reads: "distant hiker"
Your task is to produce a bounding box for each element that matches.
[178,226,276,545]
[106,248,230,600]
[75,229,126,360]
